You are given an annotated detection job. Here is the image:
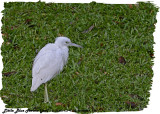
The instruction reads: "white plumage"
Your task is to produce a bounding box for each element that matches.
[30,37,82,102]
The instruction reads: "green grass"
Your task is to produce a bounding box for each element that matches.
[0,1,158,112]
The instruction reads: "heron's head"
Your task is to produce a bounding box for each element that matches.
[55,37,83,48]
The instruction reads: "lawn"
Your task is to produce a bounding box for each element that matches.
[0,1,158,113]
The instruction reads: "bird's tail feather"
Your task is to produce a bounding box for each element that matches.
[30,79,41,92]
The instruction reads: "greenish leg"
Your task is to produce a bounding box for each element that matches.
[44,83,49,103]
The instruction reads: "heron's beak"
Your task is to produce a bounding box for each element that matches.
[69,43,83,48]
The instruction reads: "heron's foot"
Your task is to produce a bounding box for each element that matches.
[44,100,51,104]
[44,101,49,103]
[44,97,50,103]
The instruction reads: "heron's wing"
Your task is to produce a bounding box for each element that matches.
[31,44,64,91]
[33,44,58,70]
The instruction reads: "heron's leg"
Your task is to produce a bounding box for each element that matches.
[44,83,47,102]
[44,83,49,103]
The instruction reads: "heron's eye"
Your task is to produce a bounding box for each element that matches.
[65,42,70,44]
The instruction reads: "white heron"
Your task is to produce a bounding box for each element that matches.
[30,37,82,103]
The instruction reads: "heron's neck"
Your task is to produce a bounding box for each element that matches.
[61,46,69,65]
